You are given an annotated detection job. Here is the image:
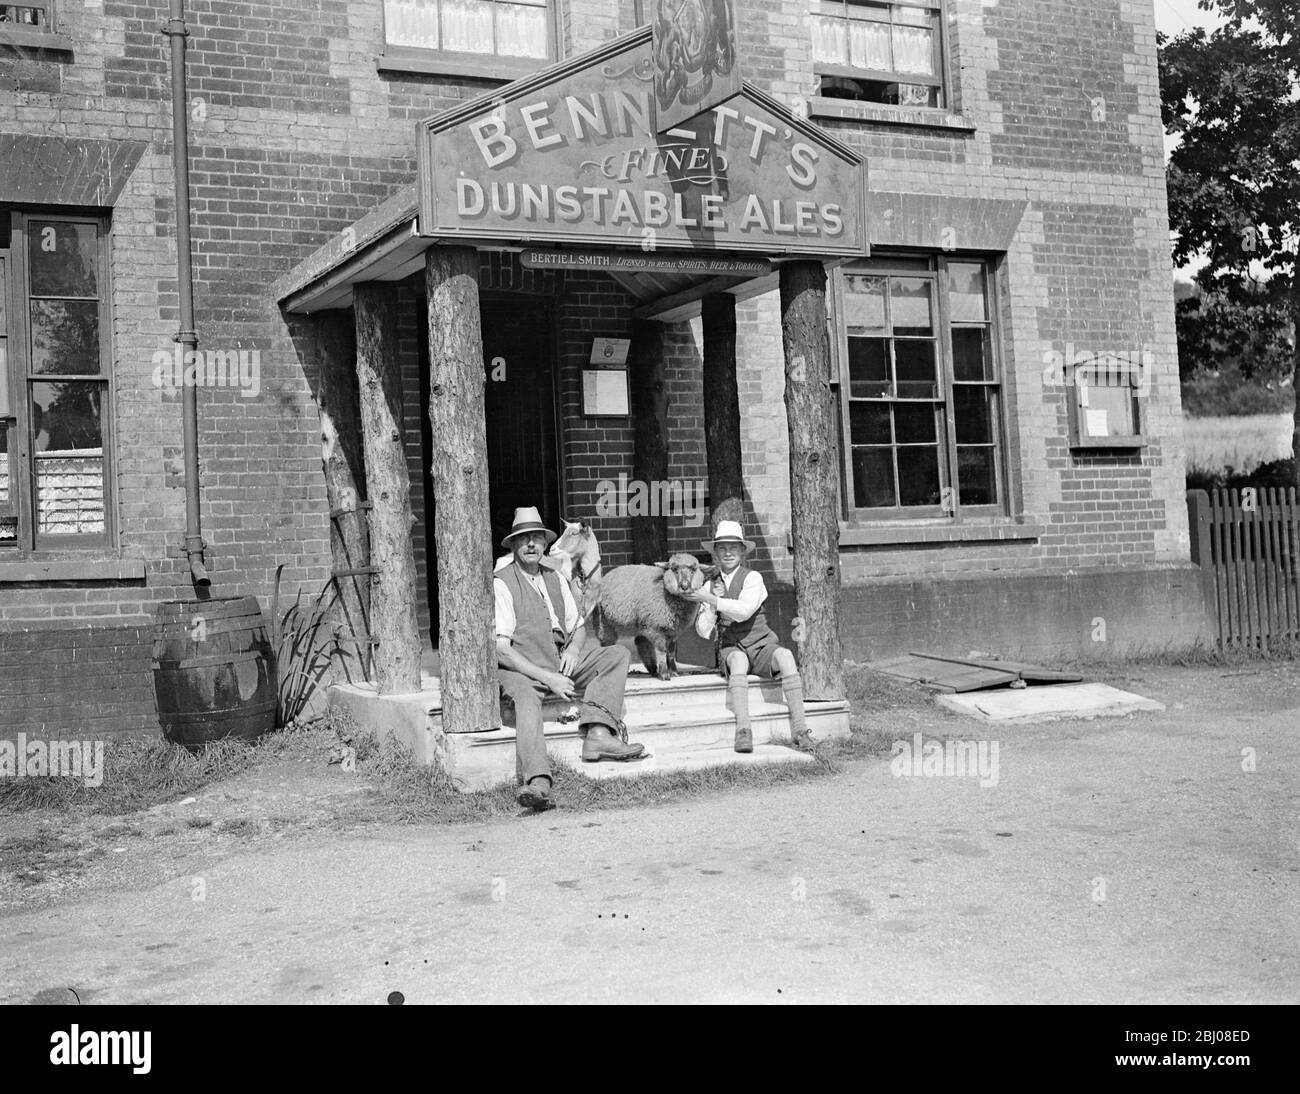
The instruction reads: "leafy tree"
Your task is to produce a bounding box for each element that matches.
[1160,0,1300,473]
[1175,290,1293,384]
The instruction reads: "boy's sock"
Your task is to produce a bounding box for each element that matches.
[729,673,752,753]
[780,669,811,744]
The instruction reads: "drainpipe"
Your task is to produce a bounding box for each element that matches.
[162,0,210,590]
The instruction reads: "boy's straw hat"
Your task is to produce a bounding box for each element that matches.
[701,520,756,554]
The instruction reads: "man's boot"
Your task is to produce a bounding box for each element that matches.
[581,724,646,762]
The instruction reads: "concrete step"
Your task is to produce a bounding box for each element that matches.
[329,671,851,792]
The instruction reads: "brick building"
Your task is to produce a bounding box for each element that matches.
[0,0,1205,742]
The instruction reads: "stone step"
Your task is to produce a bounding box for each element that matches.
[328,673,851,793]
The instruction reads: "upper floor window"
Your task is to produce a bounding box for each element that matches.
[812,0,946,109]
[0,211,114,552]
[831,254,1006,520]
[0,4,51,30]
[382,0,555,78]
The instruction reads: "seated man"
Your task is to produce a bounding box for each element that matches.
[495,506,645,811]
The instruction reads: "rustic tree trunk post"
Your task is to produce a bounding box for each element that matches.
[354,282,423,695]
[629,318,669,563]
[1291,272,1300,490]
[426,246,498,733]
[780,260,844,700]
[701,292,745,526]
[307,310,369,682]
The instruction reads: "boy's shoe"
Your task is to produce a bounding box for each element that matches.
[734,726,753,753]
[516,778,554,810]
[790,729,814,751]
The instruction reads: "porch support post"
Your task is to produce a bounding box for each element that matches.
[310,310,369,682]
[701,292,744,525]
[779,260,845,700]
[629,318,669,563]
[426,246,498,733]
[354,281,423,694]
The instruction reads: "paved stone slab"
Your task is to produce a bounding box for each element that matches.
[936,682,1165,723]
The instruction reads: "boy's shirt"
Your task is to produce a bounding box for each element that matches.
[695,566,768,640]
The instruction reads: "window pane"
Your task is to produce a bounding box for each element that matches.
[891,24,934,75]
[385,0,440,49]
[849,20,890,69]
[0,254,7,330]
[897,445,940,506]
[850,402,890,445]
[29,221,99,298]
[497,3,547,58]
[852,447,896,508]
[954,385,993,444]
[848,336,889,397]
[0,337,8,417]
[844,274,886,330]
[30,298,101,375]
[958,447,997,506]
[947,262,987,322]
[952,327,991,381]
[890,277,932,334]
[31,381,106,536]
[443,0,494,53]
[893,402,935,444]
[1080,384,1138,437]
[0,418,10,508]
[812,14,847,65]
[893,339,937,398]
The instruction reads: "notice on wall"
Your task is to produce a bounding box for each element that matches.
[1085,409,1110,437]
[583,369,629,417]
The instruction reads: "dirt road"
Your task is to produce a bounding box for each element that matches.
[2,663,1297,1004]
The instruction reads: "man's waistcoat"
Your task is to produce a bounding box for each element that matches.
[716,562,778,651]
[498,561,564,671]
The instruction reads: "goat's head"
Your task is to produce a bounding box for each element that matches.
[655,553,707,597]
[553,517,600,578]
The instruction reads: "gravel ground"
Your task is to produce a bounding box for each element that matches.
[1,661,1296,1004]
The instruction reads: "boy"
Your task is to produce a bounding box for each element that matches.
[686,520,813,754]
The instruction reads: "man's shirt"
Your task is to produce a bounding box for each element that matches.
[495,565,579,643]
[695,566,767,639]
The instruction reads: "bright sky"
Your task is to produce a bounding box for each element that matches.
[1153,0,1225,36]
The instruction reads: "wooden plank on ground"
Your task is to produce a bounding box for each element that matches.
[867,654,1019,693]
[905,652,1083,684]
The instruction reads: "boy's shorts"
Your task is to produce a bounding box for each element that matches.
[720,633,782,679]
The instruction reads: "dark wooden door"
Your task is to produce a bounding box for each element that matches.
[481,295,561,552]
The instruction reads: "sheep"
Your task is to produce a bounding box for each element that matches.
[593,552,713,680]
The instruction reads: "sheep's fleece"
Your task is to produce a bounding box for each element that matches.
[594,553,710,680]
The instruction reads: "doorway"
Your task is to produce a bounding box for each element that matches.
[420,293,562,643]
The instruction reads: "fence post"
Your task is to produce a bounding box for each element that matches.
[1186,489,1219,644]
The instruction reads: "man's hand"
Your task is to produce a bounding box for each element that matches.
[544,671,576,700]
[559,646,580,676]
[684,587,717,607]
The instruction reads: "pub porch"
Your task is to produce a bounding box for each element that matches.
[275,27,863,786]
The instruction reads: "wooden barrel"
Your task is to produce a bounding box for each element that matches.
[152,597,277,749]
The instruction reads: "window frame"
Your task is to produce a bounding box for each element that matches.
[1067,355,1147,450]
[829,252,1009,524]
[378,0,560,82]
[0,2,73,55]
[1,209,117,556]
[811,0,950,111]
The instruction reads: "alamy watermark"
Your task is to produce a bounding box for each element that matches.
[890,732,1000,788]
[1041,343,1154,398]
[151,345,261,399]
[0,734,104,788]
[594,474,705,526]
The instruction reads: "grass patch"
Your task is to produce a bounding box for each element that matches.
[0,716,340,818]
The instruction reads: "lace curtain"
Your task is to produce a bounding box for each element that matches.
[384,0,547,58]
[811,7,934,76]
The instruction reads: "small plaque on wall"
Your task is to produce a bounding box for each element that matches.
[582,369,629,417]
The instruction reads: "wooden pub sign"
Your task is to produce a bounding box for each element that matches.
[652,0,742,133]
[416,26,867,259]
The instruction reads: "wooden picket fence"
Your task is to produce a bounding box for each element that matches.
[1186,488,1300,649]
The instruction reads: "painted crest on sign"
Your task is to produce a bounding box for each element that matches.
[653,0,741,133]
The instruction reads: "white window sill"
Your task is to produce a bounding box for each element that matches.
[0,557,146,582]
[837,521,1044,547]
[808,97,975,133]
